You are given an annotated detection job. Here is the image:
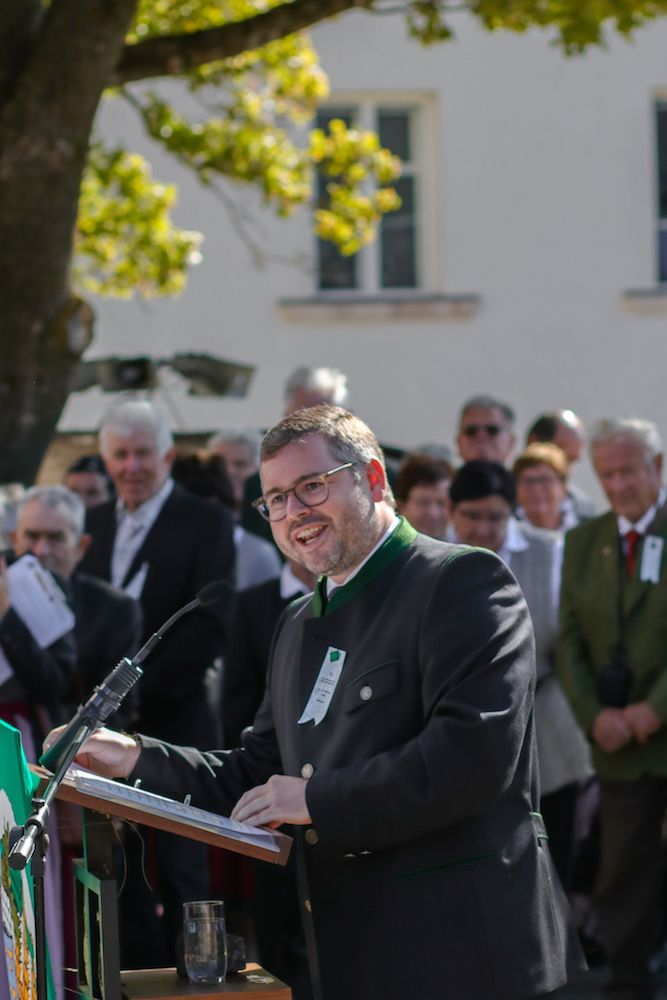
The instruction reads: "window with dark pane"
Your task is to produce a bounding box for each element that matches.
[656,103,667,282]
[381,175,417,288]
[378,110,411,161]
[317,108,358,290]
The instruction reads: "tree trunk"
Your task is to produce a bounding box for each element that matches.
[0,0,137,484]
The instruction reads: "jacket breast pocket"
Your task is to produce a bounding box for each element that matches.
[342,659,400,713]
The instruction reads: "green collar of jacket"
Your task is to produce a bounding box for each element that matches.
[312,516,418,617]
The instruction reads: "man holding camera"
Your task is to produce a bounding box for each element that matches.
[557,418,667,1000]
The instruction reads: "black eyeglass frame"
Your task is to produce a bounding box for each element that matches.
[251,462,355,522]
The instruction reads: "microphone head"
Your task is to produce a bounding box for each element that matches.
[197,580,230,607]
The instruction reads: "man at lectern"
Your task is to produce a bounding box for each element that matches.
[57,405,585,1000]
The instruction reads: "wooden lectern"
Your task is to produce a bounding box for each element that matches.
[30,765,293,1000]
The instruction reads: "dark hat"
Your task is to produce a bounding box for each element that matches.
[449,461,516,506]
[66,454,115,495]
[67,454,110,478]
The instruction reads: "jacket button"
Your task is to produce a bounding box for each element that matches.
[360,685,373,701]
[301,763,314,779]
[304,899,312,912]
[305,828,319,845]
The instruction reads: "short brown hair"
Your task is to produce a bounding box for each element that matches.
[395,454,455,504]
[260,405,394,505]
[512,442,568,481]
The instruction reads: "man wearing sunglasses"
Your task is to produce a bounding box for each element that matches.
[54,405,583,1000]
[457,393,517,465]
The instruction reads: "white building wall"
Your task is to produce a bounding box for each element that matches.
[59,12,667,505]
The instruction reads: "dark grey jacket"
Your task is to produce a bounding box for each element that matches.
[134,522,584,1000]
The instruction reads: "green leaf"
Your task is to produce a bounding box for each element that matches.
[74,142,204,299]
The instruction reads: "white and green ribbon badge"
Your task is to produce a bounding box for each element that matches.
[298,647,347,726]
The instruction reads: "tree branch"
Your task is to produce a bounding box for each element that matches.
[109,0,373,86]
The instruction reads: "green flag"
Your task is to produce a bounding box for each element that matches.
[0,720,55,1000]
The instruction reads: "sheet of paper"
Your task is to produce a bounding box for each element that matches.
[298,646,346,726]
[6,554,75,649]
[67,766,281,852]
[640,535,664,584]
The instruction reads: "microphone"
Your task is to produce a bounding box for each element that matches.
[39,579,230,773]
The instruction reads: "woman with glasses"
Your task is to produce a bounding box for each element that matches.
[513,443,579,533]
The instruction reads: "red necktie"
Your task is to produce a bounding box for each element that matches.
[626,529,641,576]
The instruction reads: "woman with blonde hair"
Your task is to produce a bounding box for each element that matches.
[513,442,578,532]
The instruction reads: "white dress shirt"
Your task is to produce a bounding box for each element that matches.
[326,515,400,597]
[111,477,174,589]
[617,486,667,544]
[280,561,314,600]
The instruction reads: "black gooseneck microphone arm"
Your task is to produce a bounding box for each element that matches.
[38,578,229,774]
[8,578,230,1000]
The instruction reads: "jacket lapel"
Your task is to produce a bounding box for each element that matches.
[90,502,117,581]
[623,499,667,618]
[120,486,182,589]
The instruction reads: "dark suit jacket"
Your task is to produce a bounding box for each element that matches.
[52,572,143,731]
[223,577,294,747]
[0,608,76,708]
[79,484,235,747]
[134,522,583,1000]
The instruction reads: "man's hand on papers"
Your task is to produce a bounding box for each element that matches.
[231,775,311,829]
[43,726,141,778]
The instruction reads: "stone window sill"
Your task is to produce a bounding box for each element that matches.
[276,293,481,324]
[621,289,667,315]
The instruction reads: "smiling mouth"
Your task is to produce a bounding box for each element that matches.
[292,523,328,548]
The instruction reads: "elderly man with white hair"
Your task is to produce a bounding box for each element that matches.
[557,418,667,1000]
[208,428,261,512]
[0,488,78,754]
[78,397,235,970]
[11,485,142,730]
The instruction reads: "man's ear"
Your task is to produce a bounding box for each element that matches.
[74,533,92,567]
[655,454,663,481]
[366,459,386,502]
[165,444,176,466]
[9,530,16,548]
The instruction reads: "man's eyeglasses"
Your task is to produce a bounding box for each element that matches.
[252,463,354,522]
[461,424,504,438]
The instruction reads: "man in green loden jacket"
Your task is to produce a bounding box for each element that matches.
[52,406,584,1000]
[557,417,667,1000]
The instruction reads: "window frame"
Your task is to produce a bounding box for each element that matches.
[655,97,667,284]
[313,91,440,298]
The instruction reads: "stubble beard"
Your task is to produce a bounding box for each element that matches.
[282,492,380,579]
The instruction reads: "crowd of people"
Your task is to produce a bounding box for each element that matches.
[2,366,667,1000]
